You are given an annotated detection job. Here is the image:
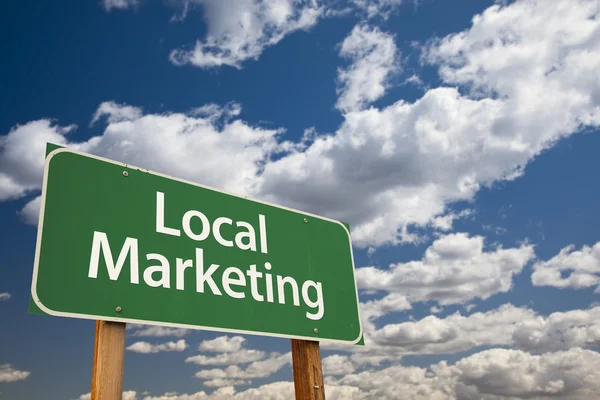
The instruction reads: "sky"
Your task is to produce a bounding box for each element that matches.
[1,0,600,398]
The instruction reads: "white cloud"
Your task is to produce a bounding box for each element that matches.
[0,120,73,201]
[134,347,600,399]
[194,352,291,380]
[126,339,188,354]
[352,0,405,20]
[90,101,143,125]
[204,379,250,388]
[336,25,399,112]
[142,382,361,400]
[402,305,600,355]
[198,336,246,353]
[512,307,600,352]
[327,303,600,369]
[328,347,600,400]
[130,326,190,338]
[429,305,442,314]
[0,293,11,301]
[5,1,600,248]
[430,209,472,232]
[169,0,322,69]
[356,233,534,305]
[1,102,288,225]
[256,0,600,247]
[532,242,600,290]
[76,391,137,400]
[186,349,265,366]
[18,195,41,225]
[358,293,411,338]
[101,0,139,12]
[0,364,30,383]
[449,348,600,399]
[223,382,293,400]
[323,355,356,376]
[142,383,293,400]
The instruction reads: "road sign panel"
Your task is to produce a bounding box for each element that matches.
[31,146,362,344]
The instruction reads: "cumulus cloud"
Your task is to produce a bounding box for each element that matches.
[327,303,600,370]
[323,354,356,376]
[327,347,600,400]
[255,0,600,247]
[90,101,143,125]
[203,379,250,388]
[356,233,534,305]
[103,347,600,399]
[511,307,600,352]
[449,348,600,399]
[186,349,265,366]
[0,364,30,383]
[0,120,73,201]
[5,1,600,247]
[142,383,293,400]
[169,0,322,69]
[126,339,188,354]
[532,242,600,291]
[352,0,405,20]
[76,391,137,400]
[194,352,291,380]
[101,0,139,12]
[198,336,246,353]
[1,102,288,224]
[0,293,11,301]
[18,195,41,225]
[130,326,190,338]
[336,25,399,112]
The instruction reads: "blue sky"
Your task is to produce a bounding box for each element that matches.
[1,0,600,399]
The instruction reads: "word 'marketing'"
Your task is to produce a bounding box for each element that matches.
[86,192,325,320]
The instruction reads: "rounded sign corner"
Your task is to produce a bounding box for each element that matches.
[31,286,60,317]
[348,326,364,345]
[334,219,352,239]
[45,146,72,162]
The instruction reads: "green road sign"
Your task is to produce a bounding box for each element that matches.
[31,146,362,344]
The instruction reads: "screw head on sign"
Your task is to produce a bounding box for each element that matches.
[313,328,318,334]
[115,306,122,313]
[123,171,129,177]
[304,218,308,223]
[314,386,320,389]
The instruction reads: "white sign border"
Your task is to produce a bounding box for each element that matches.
[31,147,364,345]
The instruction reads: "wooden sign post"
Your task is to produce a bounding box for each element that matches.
[91,321,127,400]
[292,339,325,400]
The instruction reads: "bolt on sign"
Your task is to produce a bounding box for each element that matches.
[30,145,363,344]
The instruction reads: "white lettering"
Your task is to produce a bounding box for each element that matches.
[277,276,300,306]
[246,264,264,301]
[223,267,246,299]
[88,231,139,284]
[265,262,274,303]
[156,192,180,237]
[176,258,193,290]
[234,221,256,251]
[213,217,234,247]
[182,210,210,241]
[302,280,324,320]
[195,248,222,295]
[259,214,268,254]
[143,253,171,288]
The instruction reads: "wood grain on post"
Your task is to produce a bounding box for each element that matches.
[91,321,126,400]
[291,339,325,400]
